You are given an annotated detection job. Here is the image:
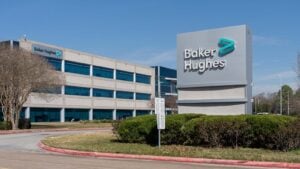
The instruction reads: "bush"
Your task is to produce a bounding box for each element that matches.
[116,115,156,144]
[115,114,300,151]
[18,118,31,129]
[161,114,204,144]
[183,115,299,150]
[0,121,12,130]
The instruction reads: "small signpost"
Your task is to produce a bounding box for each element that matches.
[155,97,165,148]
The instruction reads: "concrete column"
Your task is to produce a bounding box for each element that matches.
[89,109,93,121]
[133,92,136,100]
[113,109,116,120]
[90,88,93,97]
[61,60,65,72]
[61,86,65,95]
[133,72,136,83]
[60,108,65,123]
[133,110,136,117]
[113,90,116,99]
[25,107,30,119]
[113,69,116,80]
[90,65,93,77]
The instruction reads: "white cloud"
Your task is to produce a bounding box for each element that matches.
[124,48,176,67]
[253,82,298,95]
[256,70,297,82]
[253,35,288,46]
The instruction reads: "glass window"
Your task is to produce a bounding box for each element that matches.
[116,70,133,82]
[116,110,132,120]
[46,57,62,71]
[65,86,90,96]
[30,108,60,122]
[93,66,113,79]
[65,61,90,75]
[136,74,151,84]
[93,109,113,120]
[136,110,150,116]
[116,91,133,99]
[136,93,151,100]
[93,88,113,98]
[65,109,89,121]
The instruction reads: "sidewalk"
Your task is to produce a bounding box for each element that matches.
[39,142,300,169]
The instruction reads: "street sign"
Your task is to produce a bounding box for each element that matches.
[155,98,165,115]
[155,97,166,148]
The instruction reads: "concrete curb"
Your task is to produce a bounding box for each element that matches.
[0,127,111,135]
[38,142,300,168]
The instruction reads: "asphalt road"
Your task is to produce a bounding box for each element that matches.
[0,130,276,169]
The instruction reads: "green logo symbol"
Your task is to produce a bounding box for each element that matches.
[218,38,235,57]
[55,50,62,57]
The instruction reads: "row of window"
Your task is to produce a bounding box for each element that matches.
[64,86,151,100]
[46,58,151,84]
[16,108,150,122]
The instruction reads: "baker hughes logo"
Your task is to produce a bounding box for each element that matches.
[184,38,235,74]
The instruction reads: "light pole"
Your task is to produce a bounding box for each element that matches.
[278,74,283,115]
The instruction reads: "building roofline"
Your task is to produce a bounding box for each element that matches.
[19,38,154,70]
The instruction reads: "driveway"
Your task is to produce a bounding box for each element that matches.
[0,129,278,169]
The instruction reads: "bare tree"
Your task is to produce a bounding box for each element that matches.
[165,95,178,114]
[0,44,63,130]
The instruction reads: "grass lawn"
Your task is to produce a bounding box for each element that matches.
[31,122,112,129]
[42,132,300,163]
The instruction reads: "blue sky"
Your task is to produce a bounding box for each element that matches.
[0,0,299,95]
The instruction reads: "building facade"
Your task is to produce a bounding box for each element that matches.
[152,66,177,97]
[1,39,155,122]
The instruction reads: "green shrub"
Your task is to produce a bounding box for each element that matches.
[182,115,299,150]
[18,118,31,129]
[161,114,204,145]
[115,114,300,151]
[116,115,156,144]
[0,121,12,130]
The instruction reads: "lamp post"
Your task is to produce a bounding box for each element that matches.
[278,74,282,115]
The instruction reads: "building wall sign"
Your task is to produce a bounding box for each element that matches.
[176,25,252,115]
[32,44,63,59]
[183,37,234,74]
[177,25,252,88]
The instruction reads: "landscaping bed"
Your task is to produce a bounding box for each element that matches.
[42,132,300,163]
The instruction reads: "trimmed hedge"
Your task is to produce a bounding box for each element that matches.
[0,118,31,130]
[115,114,300,151]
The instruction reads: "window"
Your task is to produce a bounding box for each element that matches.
[46,58,62,71]
[136,110,150,116]
[116,70,133,82]
[93,109,113,120]
[136,74,150,84]
[65,109,89,121]
[65,61,90,75]
[65,86,90,96]
[93,88,113,98]
[116,91,133,99]
[116,110,132,120]
[93,66,113,79]
[30,108,60,122]
[136,93,151,100]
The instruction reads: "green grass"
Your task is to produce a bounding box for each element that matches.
[31,122,112,129]
[42,132,300,163]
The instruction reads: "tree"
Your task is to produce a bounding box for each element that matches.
[165,95,178,114]
[0,44,63,130]
[274,85,293,115]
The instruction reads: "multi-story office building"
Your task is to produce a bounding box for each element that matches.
[152,66,177,97]
[0,39,155,122]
